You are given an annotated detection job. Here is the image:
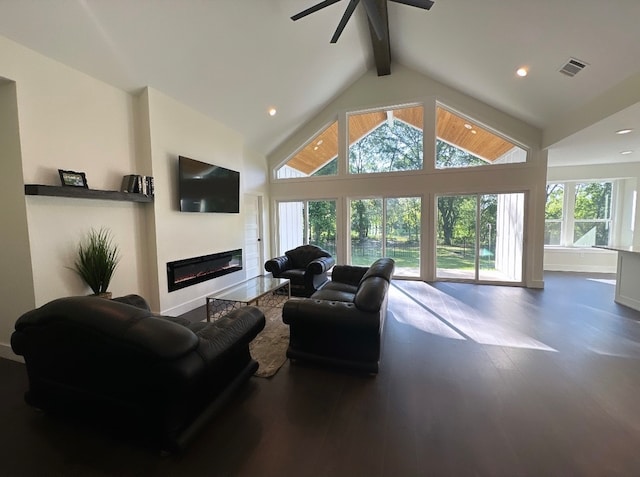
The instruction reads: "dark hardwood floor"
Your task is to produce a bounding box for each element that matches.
[2,272,640,476]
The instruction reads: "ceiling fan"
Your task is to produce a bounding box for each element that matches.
[291,0,435,44]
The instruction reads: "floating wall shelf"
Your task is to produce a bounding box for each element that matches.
[24,184,153,203]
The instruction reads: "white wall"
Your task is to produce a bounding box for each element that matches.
[144,87,267,315]
[277,201,305,256]
[0,79,35,359]
[495,193,524,281]
[0,35,269,358]
[243,145,271,275]
[0,35,147,305]
[0,35,150,358]
[268,65,547,288]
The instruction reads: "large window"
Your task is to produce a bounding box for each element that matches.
[277,200,336,255]
[436,192,524,283]
[350,196,421,277]
[544,184,564,245]
[278,104,527,177]
[348,106,423,174]
[350,198,383,262]
[544,181,613,247]
[272,101,534,285]
[573,182,613,246]
[276,121,338,179]
[435,106,527,169]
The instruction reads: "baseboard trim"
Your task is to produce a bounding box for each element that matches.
[528,280,545,289]
[544,265,616,273]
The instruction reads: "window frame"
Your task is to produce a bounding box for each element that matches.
[346,104,425,176]
[348,195,422,277]
[434,103,529,170]
[273,101,532,183]
[275,199,338,256]
[274,119,339,180]
[544,180,615,248]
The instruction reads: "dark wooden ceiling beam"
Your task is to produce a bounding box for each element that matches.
[367,0,391,76]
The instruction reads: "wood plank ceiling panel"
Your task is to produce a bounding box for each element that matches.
[285,121,339,175]
[348,110,387,143]
[436,108,515,162]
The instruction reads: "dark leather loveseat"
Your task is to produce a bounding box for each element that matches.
[265,244,335,297]
[282,257,395,374]
[10,294,265,452]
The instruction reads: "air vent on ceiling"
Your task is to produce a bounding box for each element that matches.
[559,58,588,77]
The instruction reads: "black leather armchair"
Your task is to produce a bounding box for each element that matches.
[264,244,335,297]
[282,258,395,374]
[11,294,265,452]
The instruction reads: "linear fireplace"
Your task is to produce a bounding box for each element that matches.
[167,249,242,292]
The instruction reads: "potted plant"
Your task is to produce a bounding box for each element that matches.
[72,227,121,298]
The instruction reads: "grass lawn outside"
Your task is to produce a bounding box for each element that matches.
[437,245,496,270]
[347,243,496,272]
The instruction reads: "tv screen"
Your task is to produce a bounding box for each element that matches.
[178,156,240,213]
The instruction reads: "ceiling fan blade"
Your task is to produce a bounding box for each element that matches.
[291,0,343,21]
[362,0,386,41]
[388,0,435,10]
[330,0,360,43]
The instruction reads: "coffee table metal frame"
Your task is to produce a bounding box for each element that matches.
[205,275,290,322]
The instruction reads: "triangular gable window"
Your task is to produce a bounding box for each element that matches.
[276,121,338,178]
[348,106,424,174]
[436,106,526,168]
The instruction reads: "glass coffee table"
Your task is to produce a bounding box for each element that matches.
[205,276,290,322]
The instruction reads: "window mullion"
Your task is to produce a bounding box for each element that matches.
[609,180,618,246]
[564,182,576,246]
[382,199,387,257]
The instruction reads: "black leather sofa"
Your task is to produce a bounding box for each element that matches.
[282,257,395,374]
[265,244,335,297]
[10,294,265,452]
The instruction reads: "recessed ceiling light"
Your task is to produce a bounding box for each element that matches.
[268,108,277,116]
[471,130,477,134]
[464,124,473,129]
[516,67,528,77]
[316,140,323,146]
[621,150,634,155]
[616,128,633,135]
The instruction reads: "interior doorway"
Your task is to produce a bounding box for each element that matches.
[244,194,264,279]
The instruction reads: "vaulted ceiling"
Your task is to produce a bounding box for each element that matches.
[0,0,639,166]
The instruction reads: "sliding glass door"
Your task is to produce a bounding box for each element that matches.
[308,200,337,255]
[277,200,336,256]
[436,193,524,283]
[350,197,420,277]
[350,198,383,265]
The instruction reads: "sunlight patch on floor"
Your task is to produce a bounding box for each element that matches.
[389,282,557,352]
[389,293,465,340]
[587,278,616,285]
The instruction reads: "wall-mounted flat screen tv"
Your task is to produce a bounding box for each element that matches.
[178,156,240,213]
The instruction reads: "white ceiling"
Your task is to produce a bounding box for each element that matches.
[1,0,639,166]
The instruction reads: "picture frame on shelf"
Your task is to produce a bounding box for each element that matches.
[58,169,88,188]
